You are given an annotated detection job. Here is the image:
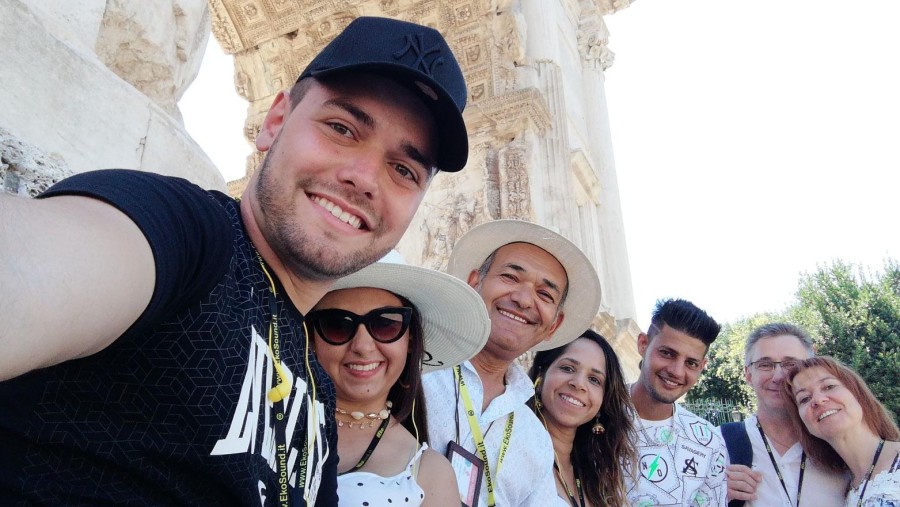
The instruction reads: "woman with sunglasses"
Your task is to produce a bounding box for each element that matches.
[783,356,899,506]
[528,329,638,507]
[306,254,490,506]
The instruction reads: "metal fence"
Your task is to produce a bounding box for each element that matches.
[681,399,747,426]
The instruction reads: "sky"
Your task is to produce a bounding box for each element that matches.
[180,1,900,331]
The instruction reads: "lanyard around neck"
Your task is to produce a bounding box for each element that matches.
[553,460,585,507]
[756,420,806,506]
[256,251,320,505]
[453,365,514,507]
[340,417,391,475]
[856,439,886,507]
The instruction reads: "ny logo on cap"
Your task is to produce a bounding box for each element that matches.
[393,33,445,77]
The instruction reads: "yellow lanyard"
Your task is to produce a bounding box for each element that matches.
[453,365,514,507]
[257,252,317,505]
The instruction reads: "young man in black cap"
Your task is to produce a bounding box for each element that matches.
[0,16,468,505]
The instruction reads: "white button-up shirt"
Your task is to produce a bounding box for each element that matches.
[423,360,557,506]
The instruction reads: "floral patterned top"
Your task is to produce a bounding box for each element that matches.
[846,452,900,507]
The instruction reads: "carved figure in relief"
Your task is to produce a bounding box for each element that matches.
[493,10,525,64]
[242,3,259,19]
[235,70,250,97]
[466,44,482,64]
[421,192,477,266]
[318,20,333,37]
[472,82,485,100]
[0,17,470,506]
[500,141,531,219]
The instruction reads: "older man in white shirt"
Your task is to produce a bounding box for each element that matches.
[723,323,849,507]
[423,220,601,507]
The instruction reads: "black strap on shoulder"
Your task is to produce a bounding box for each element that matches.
[720,422,752,507]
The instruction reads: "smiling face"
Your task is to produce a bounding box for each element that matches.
[246,74,437,281]
[467,242,567,362]
[745,335,813,414]
[791,366,864,441]
[311,287,410,408]
[636,325,708,411]
[538,337,607,432]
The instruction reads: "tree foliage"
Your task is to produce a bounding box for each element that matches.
[789,260,900,420]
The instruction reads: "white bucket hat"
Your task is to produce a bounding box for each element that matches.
[446,219,602,352]
[326,252,490,373]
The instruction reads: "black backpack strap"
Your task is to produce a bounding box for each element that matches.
[720,422,752,507]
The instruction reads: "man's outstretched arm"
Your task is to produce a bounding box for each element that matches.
[0,193,154,381]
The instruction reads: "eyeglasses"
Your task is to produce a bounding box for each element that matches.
[307,307,413,346]
[749,359,800,372]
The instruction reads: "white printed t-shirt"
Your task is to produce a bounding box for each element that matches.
[625,404,729,507]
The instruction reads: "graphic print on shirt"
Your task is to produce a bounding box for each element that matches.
[627,408,728,507]
[212,326,329,505]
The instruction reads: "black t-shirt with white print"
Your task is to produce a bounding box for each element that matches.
[0,170,338,506]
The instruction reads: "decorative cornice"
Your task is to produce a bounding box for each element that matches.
[208,0,243,53]
[470,88,552,136]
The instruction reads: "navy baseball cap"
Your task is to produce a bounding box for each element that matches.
[298,16,469,172]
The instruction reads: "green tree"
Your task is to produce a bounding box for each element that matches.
[789,260,900,421]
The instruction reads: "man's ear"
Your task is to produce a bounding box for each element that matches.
[544,311,565,341]
[466,269,480,289]
[256,91,291,152]
[699,357,708,372]
[744,364,752,383]
[637,332,650,355]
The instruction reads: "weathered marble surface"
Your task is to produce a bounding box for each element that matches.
[0,0,224,190]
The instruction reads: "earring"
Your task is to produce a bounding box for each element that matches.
[533,376,543,410]
[591,418,605,435]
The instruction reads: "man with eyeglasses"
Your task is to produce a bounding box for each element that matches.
[723,323,849,507]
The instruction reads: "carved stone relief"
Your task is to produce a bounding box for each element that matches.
[1,1,222,190]
[577,2,615,70]
[498,139,532,220]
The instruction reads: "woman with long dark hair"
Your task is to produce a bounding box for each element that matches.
[528,329,638,506]
[783,356,900,506]
[308,256,490,506]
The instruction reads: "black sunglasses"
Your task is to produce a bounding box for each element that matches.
[307,306,413,346]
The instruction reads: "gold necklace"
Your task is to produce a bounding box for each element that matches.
[335,401,392,429]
